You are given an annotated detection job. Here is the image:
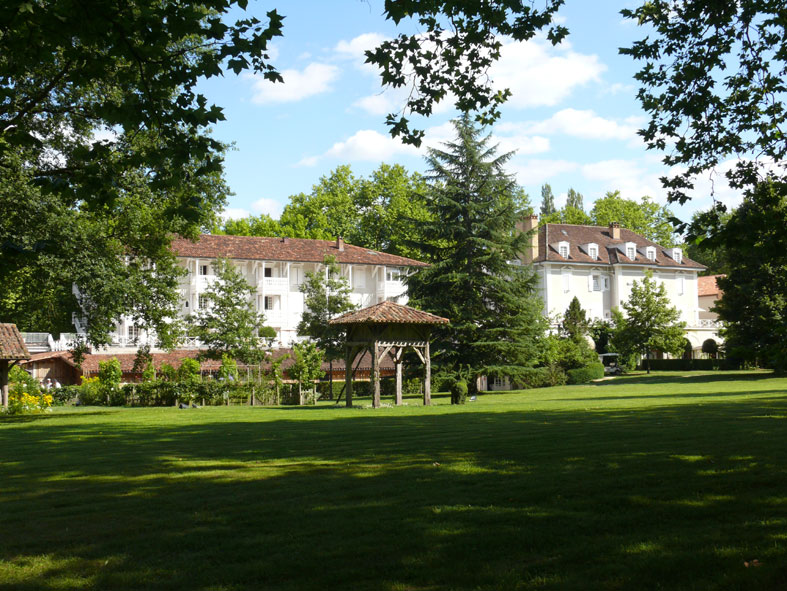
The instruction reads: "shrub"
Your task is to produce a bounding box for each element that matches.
[77,376,103,405]
[97,358,122,404]
[566,363,605,385]
[9,365,40,397]
[53,385,80,405]
[450,379,468,404]
[5,391,53,415]
[513,366,566,389]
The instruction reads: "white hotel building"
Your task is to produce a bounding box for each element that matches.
[515,214,722,356]
[103,234,427,349]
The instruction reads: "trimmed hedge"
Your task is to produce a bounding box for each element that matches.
[512,366,567,390]
[638,358,742,371]
[566,363,605,385]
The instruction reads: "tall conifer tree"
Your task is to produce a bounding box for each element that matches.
[407,115,546,391]
[540,183,556,216]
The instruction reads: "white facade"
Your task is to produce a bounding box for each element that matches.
[519,216,722,355]
[75,235,422,352]
[175,257,409,347]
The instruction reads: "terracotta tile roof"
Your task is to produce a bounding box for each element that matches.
[535,224,705,270]
[171,234,427,267]
[698,274,725,297]
[0,324,31,360]
[330,301,449,325]
[25,350,77,366]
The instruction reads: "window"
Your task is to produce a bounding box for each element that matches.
[128,325,141,341]
[353,268,366,288]
[646,246,656,261]
[492,376,506,389]
[198,294,209,309]
[588,244,598,260]
[199,265,208,276]
[562,269,571,293]
[291,267,303,286]
[386,268,402,282]
[264,267,272,278]
[592,275,600,291]
[264,296,274,310]
[603,276,610,291]
[626,246,636,260]
[558,241,570,258]
[678,275,685,296]
[672,248,683,264]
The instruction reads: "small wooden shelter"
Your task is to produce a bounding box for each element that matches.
[0,324,31,409]
[330,301,449,408]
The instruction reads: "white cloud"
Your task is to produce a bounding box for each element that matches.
[221,207,252,220]
[494,133,551,156]
[353,91,401,116]
[506,109,643,142]
[510,159,580,185]
[297,129,420,166]
[334,33,388,64]
[248,63,340,104]
[491,39,606,108]
[252,197,285,218]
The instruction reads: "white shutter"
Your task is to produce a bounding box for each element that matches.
[587,273,594,292]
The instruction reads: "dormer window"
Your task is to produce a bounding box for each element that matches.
[625,242,637,260]
[646,246,656,261]
[558,241,570,259]
[671,248,683,264]
[587,243,598,260]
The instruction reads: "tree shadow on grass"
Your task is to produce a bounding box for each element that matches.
[1,398,787,590]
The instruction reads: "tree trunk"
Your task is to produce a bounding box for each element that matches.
[298,383,303,406]
[328,359,334,400]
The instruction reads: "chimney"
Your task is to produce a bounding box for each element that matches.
[515,213,539,264]
[609,221,620,241]
[336,236,344,252]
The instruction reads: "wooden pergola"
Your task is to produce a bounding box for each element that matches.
[330,301,449,408]
[0,324,31,409]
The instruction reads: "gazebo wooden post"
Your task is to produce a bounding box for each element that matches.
[394,348,403,406]
[424,340,432,406]
[1,360,8,409]
[345,344,354,408]
[371,340,381,408]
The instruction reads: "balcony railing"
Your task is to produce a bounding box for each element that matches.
[257,277,289,292]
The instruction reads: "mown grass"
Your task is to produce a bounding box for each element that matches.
[1,371,787,590]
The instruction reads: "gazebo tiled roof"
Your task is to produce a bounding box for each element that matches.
[329,301,449,325]
[0,323,31,360]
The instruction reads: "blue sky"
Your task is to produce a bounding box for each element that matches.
[197,1,744,226]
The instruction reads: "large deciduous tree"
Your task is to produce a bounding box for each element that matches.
[712,180,787,372]
[590,191,677,247]
[407,115,546,389]
[611,271,687,373]
[1,0,280,343]
[621,2,787,209]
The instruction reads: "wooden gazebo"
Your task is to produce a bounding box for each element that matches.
[330,301,448,408]
[0,324,31,409]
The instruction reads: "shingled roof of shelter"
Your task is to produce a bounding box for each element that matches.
[171,234,427,267]
[534,224,705,270]
[330,301,449,325]
[0,323,31,360]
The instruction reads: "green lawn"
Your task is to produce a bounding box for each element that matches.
[2,371,787,590]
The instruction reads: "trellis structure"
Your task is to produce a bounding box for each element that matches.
[330,301,449,408]
[0,324,31,409]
